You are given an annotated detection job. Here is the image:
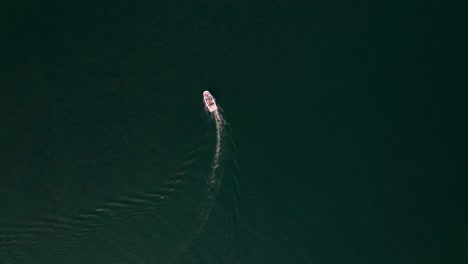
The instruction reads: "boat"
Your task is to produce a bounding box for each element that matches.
[203,91,218,112]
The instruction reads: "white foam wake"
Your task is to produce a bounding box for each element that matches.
[195,110,226,231]
[174,109,228,257]
[209,110,225,185]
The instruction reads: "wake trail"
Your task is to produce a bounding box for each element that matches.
[201,110,225,224]
[210,111,224,185]
[174,110,227,260]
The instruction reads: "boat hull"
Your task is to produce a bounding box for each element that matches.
[203,91,218,112]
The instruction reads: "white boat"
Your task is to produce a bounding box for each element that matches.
[203,91,218,112]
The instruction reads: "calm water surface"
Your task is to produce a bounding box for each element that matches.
[0,1,466,263]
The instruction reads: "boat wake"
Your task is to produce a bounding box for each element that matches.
[188,109,226,236]
[210,110,225,184]
[0,92,236,263]
[172,102,231,261]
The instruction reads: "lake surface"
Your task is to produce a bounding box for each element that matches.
[0,1,466,263]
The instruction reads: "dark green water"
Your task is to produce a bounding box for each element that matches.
[0,1,467,263]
